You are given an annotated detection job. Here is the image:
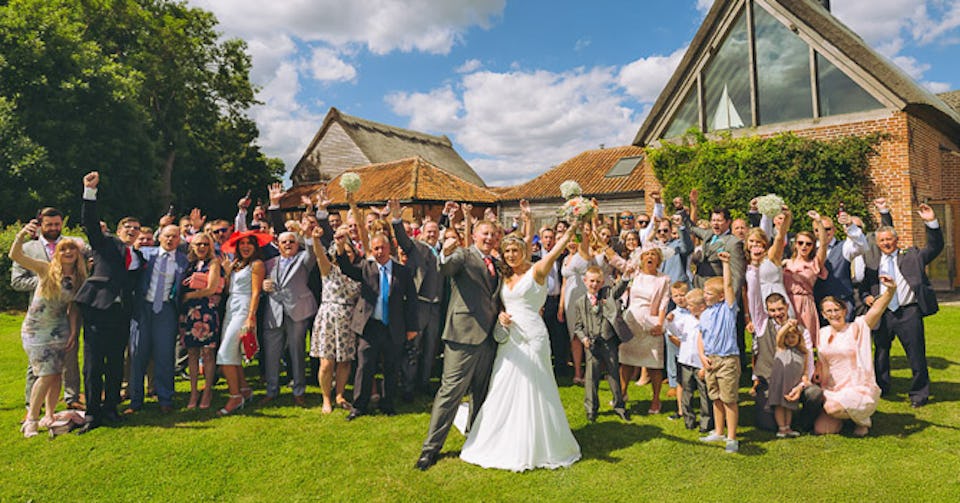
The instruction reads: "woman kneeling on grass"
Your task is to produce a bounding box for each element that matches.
[814,275,897,437]
[9,221,86,437]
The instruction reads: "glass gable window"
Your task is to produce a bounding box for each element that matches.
[605,155,644,177]
[817,52,883,117]
[704,9,750,132]
[663,87,699,138]
[755,4,813,124]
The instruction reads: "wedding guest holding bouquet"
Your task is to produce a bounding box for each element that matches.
[10,221,86,437]
[179,232,223,410]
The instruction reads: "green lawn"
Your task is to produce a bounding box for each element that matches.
[2,309,960,501]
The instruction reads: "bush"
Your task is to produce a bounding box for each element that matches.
[648,130,884,232]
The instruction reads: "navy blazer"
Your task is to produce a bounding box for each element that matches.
[860,222,943,317]
[74,198,144,313]
[337,254,418,344]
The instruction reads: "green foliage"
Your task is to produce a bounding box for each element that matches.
[0,221,85,311]
[0,0,282,226]
[648,130,884,231]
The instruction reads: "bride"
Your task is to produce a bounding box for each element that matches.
[460,222,581,471]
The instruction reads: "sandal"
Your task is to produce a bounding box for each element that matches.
[186,391,199,410]
[217,395,245,417]
[240,387,253,400]
[336,396,352,410]
[322,401,334,414]
[21,419,39,438]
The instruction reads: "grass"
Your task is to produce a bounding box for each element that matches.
[2,308,960,501]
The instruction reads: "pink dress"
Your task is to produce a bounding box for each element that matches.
[620,272,670,368]
[783,258,827,345]
[818,316,881,427]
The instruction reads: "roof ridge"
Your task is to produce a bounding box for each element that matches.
[338,111,451,147]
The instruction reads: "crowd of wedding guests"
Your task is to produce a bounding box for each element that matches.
[11,172,943,451]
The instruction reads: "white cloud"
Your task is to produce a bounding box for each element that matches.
[891,55,931,80]
[455,59,483,73]
[618,47,687,103]
[574,38,591,52]
[305,47,357,82]
[249,62,324,169]
[923,80,952,93]
[695,0,714,14]
[388,67,640,185]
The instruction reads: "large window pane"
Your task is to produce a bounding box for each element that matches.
[704,9,750,131]
[817,53,883,116]
[663,86,699,138]
[755,3,813,124]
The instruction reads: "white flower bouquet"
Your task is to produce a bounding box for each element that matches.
[756,193,785,218]
[560,180,583,200]
[339,172,361,193]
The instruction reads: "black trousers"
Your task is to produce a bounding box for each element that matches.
[874,304,929,403]
[543,295,569,376]
[81,304,129,420]
[353,320,401,413]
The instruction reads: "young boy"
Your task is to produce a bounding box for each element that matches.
[697,251,741,453]
[665,285,713,432]
[573,266,631,422]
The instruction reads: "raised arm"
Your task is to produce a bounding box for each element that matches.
[80,171,108,249]
[864,275,897,329]
[267,182,287,233]
[809,210,829,279]
[917,203,944,265]
[312,227,333,277]
[519,199,533,253]
[719,251,736,307]
[769,206,791,264]
[8,222,50,277]
[533,222,576,284]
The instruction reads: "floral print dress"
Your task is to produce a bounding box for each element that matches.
[179,260,222,349]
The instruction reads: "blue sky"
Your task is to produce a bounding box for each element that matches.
[190,0,960,186]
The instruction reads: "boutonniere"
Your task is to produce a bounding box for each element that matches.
[899,249,907,255]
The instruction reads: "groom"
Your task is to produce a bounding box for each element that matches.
[415,220,502,471]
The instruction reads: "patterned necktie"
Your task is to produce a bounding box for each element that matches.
[152,253,168,314]
[46,242,56,259]
[483,256,496,277]
[590,294,598,306]
[885,254,900,311]
[380,265,390,325]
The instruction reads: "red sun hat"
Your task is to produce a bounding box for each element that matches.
[221,230,274,255]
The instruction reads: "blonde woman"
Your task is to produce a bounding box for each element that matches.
[9,221,86,437]
[179,232,223,409]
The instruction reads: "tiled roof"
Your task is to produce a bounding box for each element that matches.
[499,145,648,201]
[280,156,498,208]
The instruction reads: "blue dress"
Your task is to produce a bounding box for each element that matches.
[217,264,254,365]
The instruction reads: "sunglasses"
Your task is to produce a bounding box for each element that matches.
[823,227,834,231]
[213,228,230,234]
[619,216,634,220]
[637,220,650,226]
[796,241,814,247]
[193,242,210,247]
[656,229,670,234]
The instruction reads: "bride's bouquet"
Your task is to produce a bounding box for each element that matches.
[557,180,595,223]
[756,193,785,218]
[339,172,361,193]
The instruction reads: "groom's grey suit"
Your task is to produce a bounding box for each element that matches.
[419,245,502,459]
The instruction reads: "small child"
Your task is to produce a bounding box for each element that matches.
[697,251,741,453]
[665,286,713,432]
[766,319,810,438]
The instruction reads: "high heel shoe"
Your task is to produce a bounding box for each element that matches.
[217,394,245,417]
[240,387,253,400]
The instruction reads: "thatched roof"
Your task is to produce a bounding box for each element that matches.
[291,107,486,187]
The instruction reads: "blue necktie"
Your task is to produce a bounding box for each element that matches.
[380,265,390,325]
[884,254,899,311]
[152,253,168,314]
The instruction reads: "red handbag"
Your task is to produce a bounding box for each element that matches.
[240,326,259,361]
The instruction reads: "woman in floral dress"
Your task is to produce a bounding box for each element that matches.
[179,232,223,410]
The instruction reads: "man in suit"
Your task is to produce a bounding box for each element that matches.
[533,227,569,377]
[260,230,318,406]
[125,224,189,414]
[74,172,145,433]
[573,266,631,422]
[10,207,86,412]
[337,233,417,420]
[860,203,943,407]
[416,220,502,471]
[387,199,443,398]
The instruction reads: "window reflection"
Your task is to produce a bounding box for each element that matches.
[664,87,699,138]
[817,53,883,116]
[755,3,813,124]
[704,9,750,132]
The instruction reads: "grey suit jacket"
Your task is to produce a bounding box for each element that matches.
[684,213,746,295]
[263,240,318,328]
[392,219,442,305]
[572,279,632,344]
[439,246,502,346]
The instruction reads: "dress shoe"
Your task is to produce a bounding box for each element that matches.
[293,395,307,407]
[380,408,397,417]
[122,407,138,417]
[75,420,100,435]
[104,409,125,422]
[414,451,438,471]
[911,399,928,408]
[615,409,631,422]
[258,395,275,406]
[586,414,597,423]
[346,410,364,421]
[402,391,414,403]
[159,405,174,414]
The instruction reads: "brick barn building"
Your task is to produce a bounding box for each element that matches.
[633,0,960,289]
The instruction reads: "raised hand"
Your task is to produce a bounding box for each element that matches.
[442,235,460,255]
[315,184,332,209]
[672,196,684,211]
[807,209,821,222]
[917,203,936,222]
[689,188,699,205]
[718,251,730,263]
[19,221,39,239]
[268,182,286,206]
[388,197,402,218]
[879,274,897,291]
[749,197,759,211]
[873,197,888,212]
[83,171,99,188]
[519,199,531,217]
[300,194,314,208]
[484,207,497,221]
[651,190,662,204]
[312,226,323,239]
[190,208,205,230]
[159,214,174,227]
[837,211,852,226]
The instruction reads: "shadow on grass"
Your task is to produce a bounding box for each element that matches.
[890,354,959,371]
[882,375,960,405]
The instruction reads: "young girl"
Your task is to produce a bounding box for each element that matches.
[767,319,810,438]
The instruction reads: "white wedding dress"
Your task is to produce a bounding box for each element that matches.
[460,268,581,471]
